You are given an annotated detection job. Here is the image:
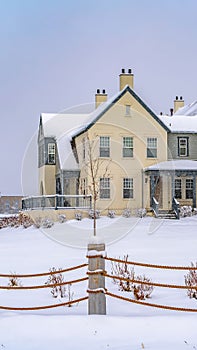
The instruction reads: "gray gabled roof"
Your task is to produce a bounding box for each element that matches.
[71,85,170,141]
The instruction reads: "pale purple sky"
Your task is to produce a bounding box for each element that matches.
[1,0,197,195]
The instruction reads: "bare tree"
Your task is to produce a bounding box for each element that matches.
[80,135,111,236]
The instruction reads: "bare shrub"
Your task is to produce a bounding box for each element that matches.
[45,267,66,298]
[8,272,22,287]
[184,262,197,299]
[111,255,134,292]
[67,283,74,306]
[111,255,154,299]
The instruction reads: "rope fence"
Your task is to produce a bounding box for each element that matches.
[0,296,88,311]
[104,273,197,290]
[0,263,88,278]
[0,277,88,290]
[0,262,88,311]
[0,253,196,313]
[104,256,197,270]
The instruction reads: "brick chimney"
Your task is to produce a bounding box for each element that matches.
[119,68,134,90]
[174,96,184,113]
[95,89,107,108]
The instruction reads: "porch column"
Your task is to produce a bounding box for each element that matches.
[171,173,175,200]
[193,175,196,208]
[150,175,155,207]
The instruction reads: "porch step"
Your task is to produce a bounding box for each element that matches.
[156,210,177,219]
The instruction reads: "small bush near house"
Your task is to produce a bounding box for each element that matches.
[42,218,54,228]
[111,255,154,300]
[0,214,34,229]
[75,212,82,221]
[192,208,197,215]
[180,206,193,217]
[45,267,66,298]
[58,214,66,223]
[122,209,131,218]
[108,210,116,218]
[33,217,42,228]
[184,262,197,299]
[136,208,147,218]
[88,209,100,219]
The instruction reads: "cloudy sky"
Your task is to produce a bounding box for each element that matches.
[0,0,197,195]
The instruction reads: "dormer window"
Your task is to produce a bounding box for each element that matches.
[48,143,56,164]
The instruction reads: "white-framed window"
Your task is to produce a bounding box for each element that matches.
[100,178,110,199]
[147,137,157,158]
[123,178,133,199]
[125,105,131,116]
[99,136,110,157]
[178,137,189,157]
[186,179,193,199]
[123,137,133,157]
[48,143,56,164]
[175,179,182,198]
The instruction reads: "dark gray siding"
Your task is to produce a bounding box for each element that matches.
[168,133,197,160]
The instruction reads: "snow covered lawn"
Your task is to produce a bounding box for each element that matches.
[0,216,196,349]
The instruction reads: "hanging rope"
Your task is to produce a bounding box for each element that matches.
[105,256,197,270]
[0,277,88,290]
[104,273,197,290]
[106,291,197,312]
[0,296,88,311]
[0,263,88,278]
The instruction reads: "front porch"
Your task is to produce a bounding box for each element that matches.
[144,160,197,219]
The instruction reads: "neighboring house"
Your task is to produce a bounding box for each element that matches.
[37,69,197,214]
[0,196,22,214]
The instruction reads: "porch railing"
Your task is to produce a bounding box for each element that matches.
[172,197,180,219]
[22,195,92,211]
[151,197,159,217]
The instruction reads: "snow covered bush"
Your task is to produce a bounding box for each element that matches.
[75,212,82,221]
[111,255,154,299]
[136,208,147,218]
[108,210,116,218]
[88,209,100,219]
[58,214,66,223]
[42,218,54,228]
[33,217,42,228]
[184,262,197,299]
[122,209,131,218]
[180,206,192,217]
[45,267,66,298]
[192,208,197,215]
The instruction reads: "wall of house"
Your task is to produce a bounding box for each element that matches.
[75,91,168,213]
[168,133,197,160]
[38,165,56,195]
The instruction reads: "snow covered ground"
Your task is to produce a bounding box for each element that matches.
[0,215,196,349]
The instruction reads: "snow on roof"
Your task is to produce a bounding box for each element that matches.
[158,114,197,133]
[175,101,197,116]
[158,100,197,133]
[145,160,197,171]
[41,113,90,170]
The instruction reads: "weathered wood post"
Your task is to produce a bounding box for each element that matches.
[87,240,106,315]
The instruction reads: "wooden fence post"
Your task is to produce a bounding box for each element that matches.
[87,241,106,315]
